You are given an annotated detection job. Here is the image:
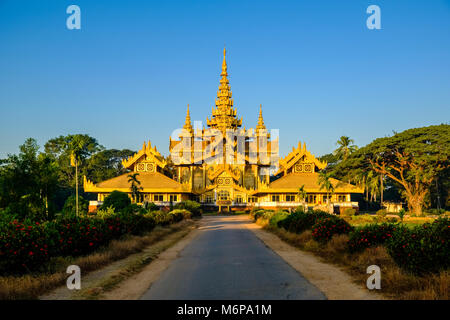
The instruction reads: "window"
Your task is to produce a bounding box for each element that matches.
[285,194,296,202]
[337,195,347,202]
[153,194,164,202]
[169,195,178,202]
[307,195,317,203]
[218,190,230,201]
[248,196,258,203]
[204,195,214,203]
[271,195,280,202]
[235,195,243,204]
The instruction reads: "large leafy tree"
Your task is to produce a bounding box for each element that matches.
[86,149,135,183]
[0,138,59,220]
[340,124,449,215]
[44,134,103,188]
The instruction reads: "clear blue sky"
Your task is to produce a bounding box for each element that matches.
[1,0,449,159]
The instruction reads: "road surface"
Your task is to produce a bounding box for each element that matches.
[140,215,326,300]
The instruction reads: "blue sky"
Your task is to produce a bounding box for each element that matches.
[1,0,449,159]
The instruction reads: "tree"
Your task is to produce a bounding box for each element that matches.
[362,125,449,216]
[86,149,135,183]
[45,134,103,216]
[334,136,358,161]
[62,195,88,216]
[128,173,143,202]
[0,138,59,220]
[100,191,131,211]
[44,134,103,188]
[318,171,334,205]
[297,184,307,202]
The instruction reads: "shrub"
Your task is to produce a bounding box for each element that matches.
[0,219,51,273]
[250,209,267,221]
[311,217,353,243]
[169,209,189,221]
[100,191,131,211]
[376,209,387,217]
[278,210,332,234]
[342,208,356,217]
[96,206,116,219]
[175,200,201,217]
[145,202,159,212]
[348,223,396,252]
[268,211,290,227]
[385,217,450,274]
[62,195,89,216]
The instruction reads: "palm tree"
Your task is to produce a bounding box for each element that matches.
[334,136,358,161]
[297,184,307,202]
[67,135,92,217]
[318,171,335,205]
[367,171,380,202]
[128,173,143,203]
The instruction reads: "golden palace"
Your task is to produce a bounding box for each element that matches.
[84,48,363,213]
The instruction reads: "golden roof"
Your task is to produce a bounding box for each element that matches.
[206,47,242,132]
[264,172,363,193]
[275,141,327,175]
[121,140,166,170]
[84,172,189,193]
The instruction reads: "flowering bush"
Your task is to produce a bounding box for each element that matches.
[385,217,450,274]
[348,223,396,252]
[311,217,353,243]
[0,208,190,275]
[0,219,51,273]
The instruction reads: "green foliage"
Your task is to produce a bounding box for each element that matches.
[144,209,185,225]
[62,195,88,216]
[398,208,406,222]
[348,223,396,252]
[96,206,116,219]
[385,217,450,274]
[170,209,192,220]
[145,202,159,212]
[174,200,201,217]
[100,191,131,211]
[0,139,60,220]
[376,209,387,217]
[342,208,356,217]
[0,205,193,275]
[268,211,290,227]
[334,136,358,161]
[311,217,353,243]
[277,210,333,234]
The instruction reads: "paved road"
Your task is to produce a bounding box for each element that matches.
[141,216,326,300]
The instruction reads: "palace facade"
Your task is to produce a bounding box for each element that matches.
[84,49,362,213]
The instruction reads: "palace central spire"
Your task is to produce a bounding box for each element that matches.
[206,47,242,132]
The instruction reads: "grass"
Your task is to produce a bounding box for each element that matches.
[257,218,449,300]
[0,220,194,300]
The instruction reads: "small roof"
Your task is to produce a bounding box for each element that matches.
[84,171,189,193]
[265,172,362,193]
[96,172,182,189]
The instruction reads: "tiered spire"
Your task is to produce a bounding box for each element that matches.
[183,104,193,133]
[256,104,266,131]
[206,47,242,132]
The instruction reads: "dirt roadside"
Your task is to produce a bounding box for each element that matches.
[245,219,384,300]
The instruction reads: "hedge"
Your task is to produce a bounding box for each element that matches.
[0,209,191,275]
[348,223,396,252]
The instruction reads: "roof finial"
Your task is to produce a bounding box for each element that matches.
[183,104,193,133]
[256,104,266,131]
